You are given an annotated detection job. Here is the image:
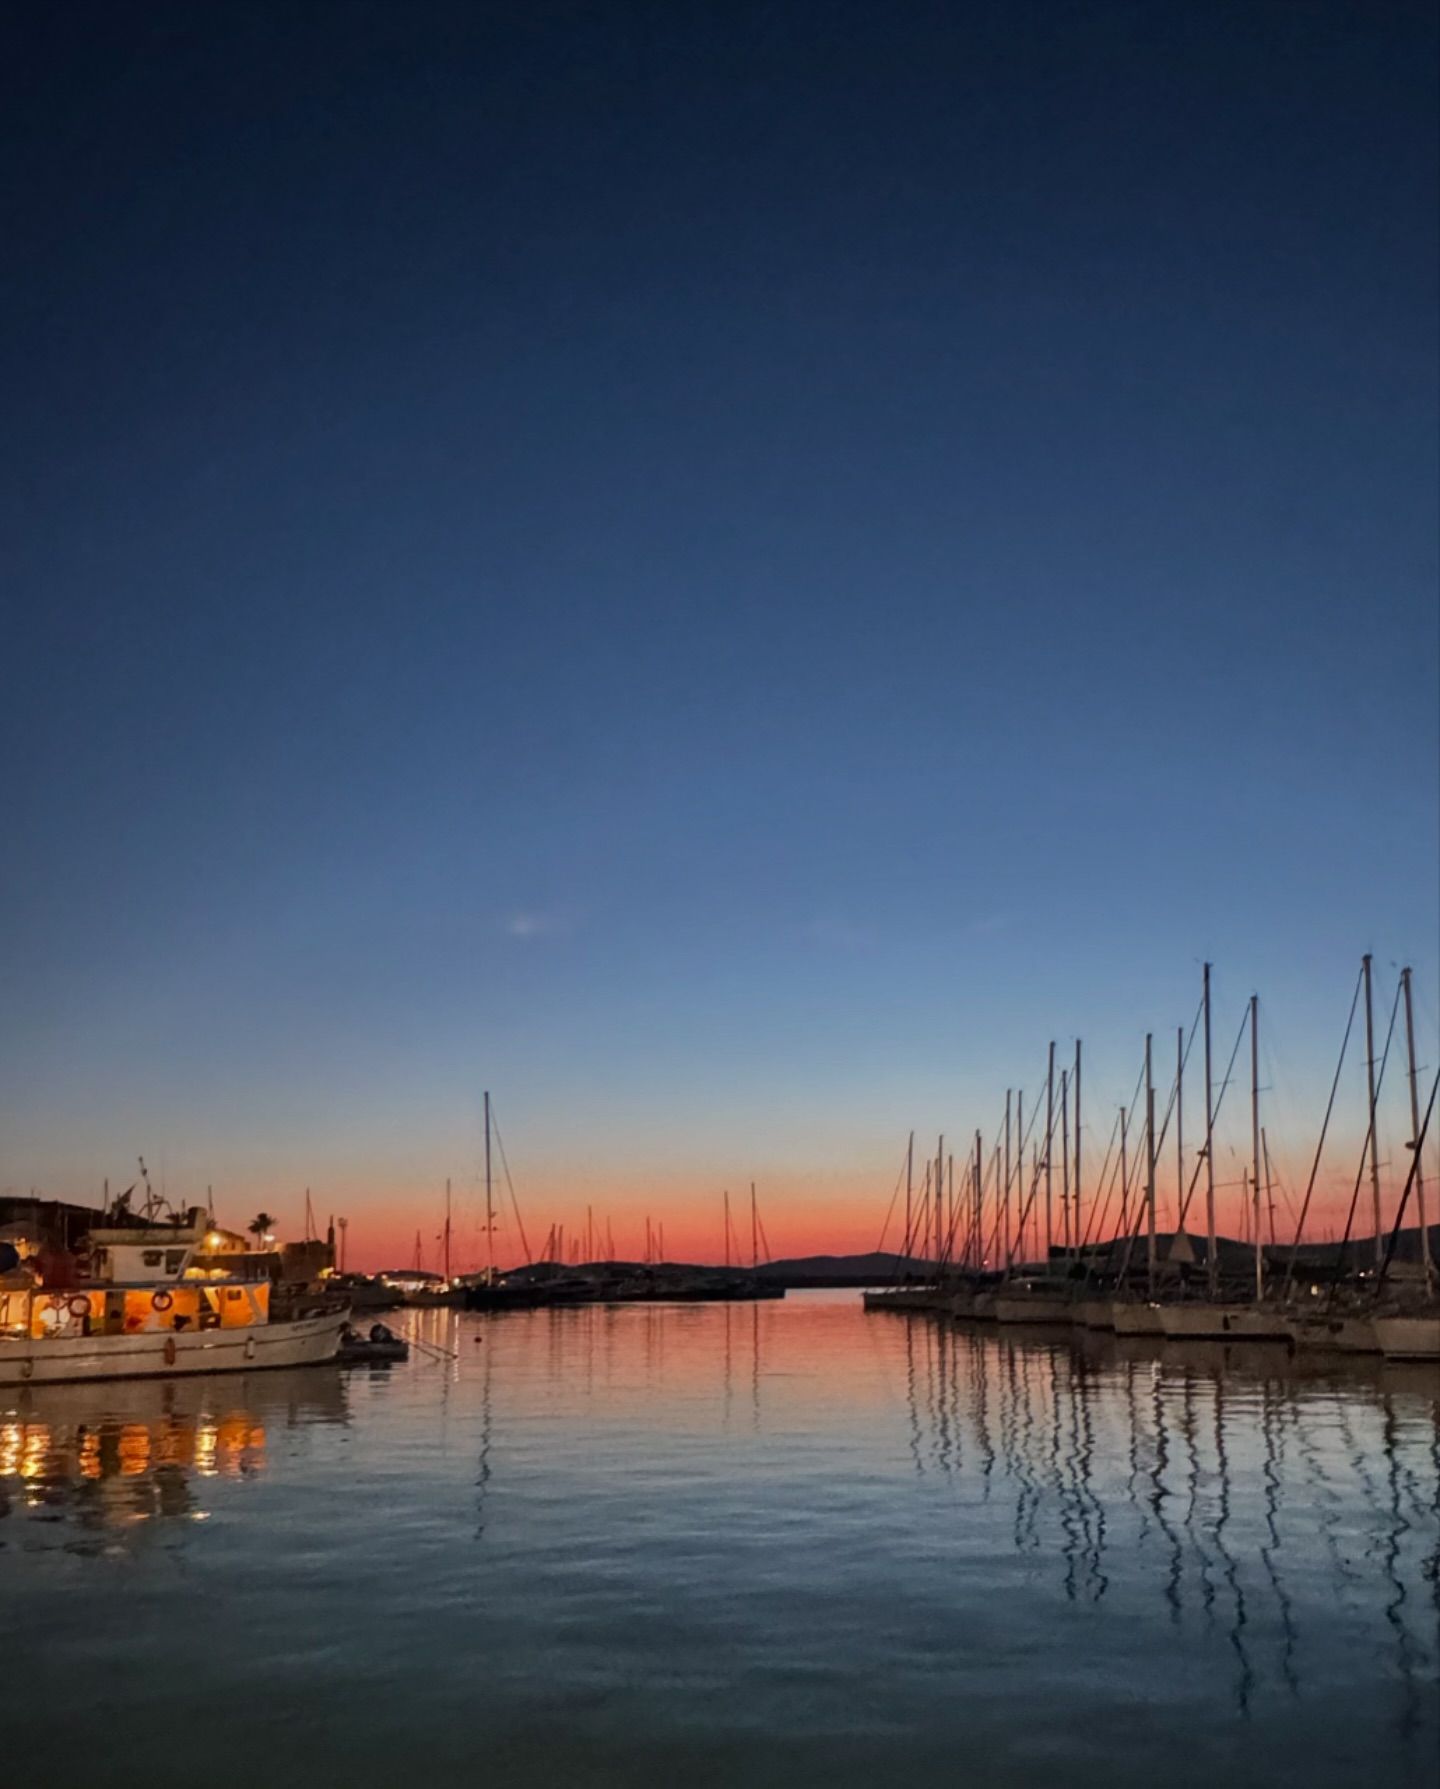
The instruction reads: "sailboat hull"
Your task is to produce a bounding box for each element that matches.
[1159,1304,1290,1343]
[1287,1313,1380,1354]
[1110,1302,1163,1335]
[993,1292,1072,1325]
[1373,1314,1440,1360]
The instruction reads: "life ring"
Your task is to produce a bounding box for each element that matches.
[152,1291,174,1313]
[68,1295,91,1319]
[163,1337,177,1367]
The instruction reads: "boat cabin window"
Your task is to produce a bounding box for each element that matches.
[165,1250,187,1273]
[143,1250,163,1267]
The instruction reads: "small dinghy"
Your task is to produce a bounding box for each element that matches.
[337,1322,410,1366]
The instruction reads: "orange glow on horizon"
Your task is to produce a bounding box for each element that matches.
[221,1138,1435,1276]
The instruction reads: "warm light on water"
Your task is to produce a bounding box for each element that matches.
[3,1291,1436,1786]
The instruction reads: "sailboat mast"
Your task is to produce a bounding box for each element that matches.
[1118,1104,1130,1237]
[936,1135,944,1274]
[905,1131,914,1270]
[484,1089,494,1283]
[1145,1033,1156,1296]
[1363,953,1383,1265]
[1045,1041,1055,1267]
[1003,1093,1012,1271]
[1015,1091,1024,1271]
[1073,1039,1082,1263]
[444,1177,452,1282]
[1176,1025,1184,1243]
[723,1189,731,1267]
[974,1130,983,1269]
[1401,968,1433,1293]
[1060,1068,1070,1257]
[1204,963,1217,1300]
[750,1183,758,1269]
[1251,994,1262,1303]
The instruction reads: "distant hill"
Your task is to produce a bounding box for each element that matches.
[757,1252,933,1287]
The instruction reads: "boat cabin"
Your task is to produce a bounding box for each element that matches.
[2,1279,271,1342]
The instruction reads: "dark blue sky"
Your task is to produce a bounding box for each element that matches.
[3,3,1436,1258]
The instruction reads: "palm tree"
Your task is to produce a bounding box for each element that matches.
[248,1212,276,1249]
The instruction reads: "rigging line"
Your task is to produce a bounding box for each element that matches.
[1149,993,1205,1176]
[1006,1055,1065,1263]
[1375,1067,1440,1294]
[1174,1002,1252,1234]
[1075,1105,1126,1283]
[1088,1109,1133,1271]
[1282,963,1363,1296]
[487,1108,534,1266]
[872,1142,910,1261]
[1115,1007,1210,1288]
[1327,974,1403,1307]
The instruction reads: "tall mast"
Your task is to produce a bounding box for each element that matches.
[750,1183,758,1270]
[974,1130,983,1269]
[1045,1042,1055,1267]
[1251,994,1262,1303]
[1145,1033,1156,1296]
[444,1177,452,1282]
[1118,1105,1130,1237]
[1060,1068,1070,1257]
[724,1189,731,1267]
[1401,967,1433,1293]
[484,1090,494,1283]
[1204,963,1217,1300]
[936,1135,944,1274]
[1073,1039,1082,1263]
[1003,1093,1012,1271]
[905,1131,914,1269]
[1015,1091,1024,1272]
[1363,953,1383,1265]
[1175,1025,1184,1241]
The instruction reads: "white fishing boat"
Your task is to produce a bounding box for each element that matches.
[0,1211,346,1386]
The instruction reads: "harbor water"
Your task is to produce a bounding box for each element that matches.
[3,1291,1437,1787]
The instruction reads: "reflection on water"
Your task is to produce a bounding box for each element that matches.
[4,1296,1437,1789]
[0,1371,348,1553]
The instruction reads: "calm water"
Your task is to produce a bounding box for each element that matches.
[4,1291,1437,1787]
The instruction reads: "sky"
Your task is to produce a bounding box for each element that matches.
[2,2,1436,1270]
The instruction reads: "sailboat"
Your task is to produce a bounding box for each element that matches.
[1159,992,1289,1342]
